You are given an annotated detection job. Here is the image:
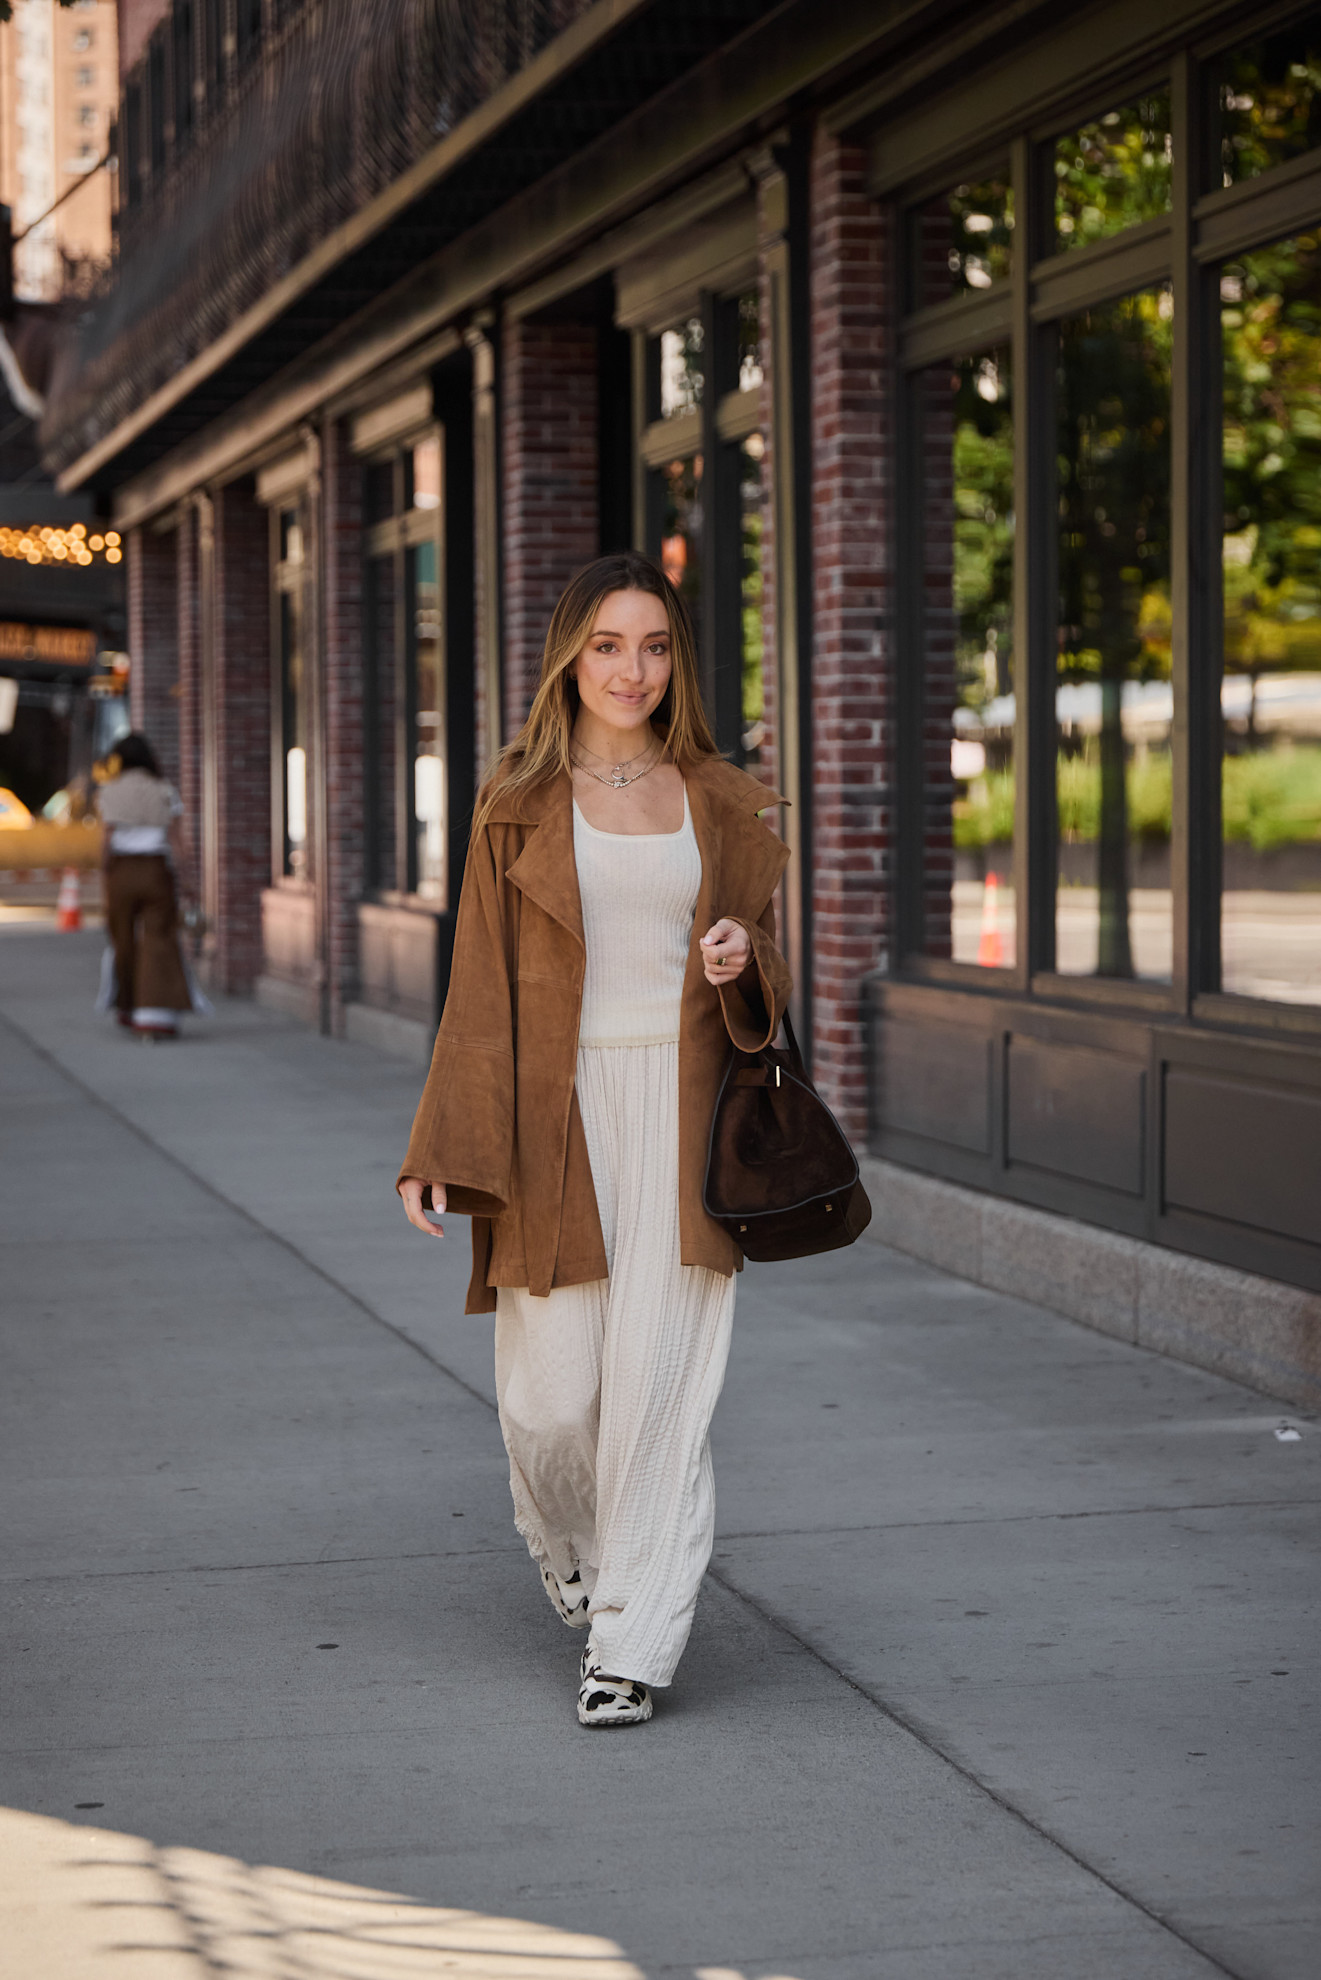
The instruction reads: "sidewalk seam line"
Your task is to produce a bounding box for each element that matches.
[706,1563,1248,1980]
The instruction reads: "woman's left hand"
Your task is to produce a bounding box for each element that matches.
[699,917,752,986]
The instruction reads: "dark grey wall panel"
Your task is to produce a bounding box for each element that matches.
[876,1018,992,1154]
[1007,1035,1145,1195]
[1164,1069,1321,1246]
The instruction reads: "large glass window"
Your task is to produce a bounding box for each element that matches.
[740,431,766,768]
[1217,23,1321,188]
[1056,287,1173,982]
[640,284,766,764]
[1220,232,1321,1005]
[912,176,1014,305]
[276,508,308,880]
[916,347,1016,965]
[1054,96,1172,251]
[364,429,447,904]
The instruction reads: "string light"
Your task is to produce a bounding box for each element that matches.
[0,525,122,568]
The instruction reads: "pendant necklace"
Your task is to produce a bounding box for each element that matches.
[571,734,664,789]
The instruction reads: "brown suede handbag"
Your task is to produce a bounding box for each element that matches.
[703,1012,872,1262]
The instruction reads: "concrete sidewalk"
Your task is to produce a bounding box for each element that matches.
[1,925,1317,1980]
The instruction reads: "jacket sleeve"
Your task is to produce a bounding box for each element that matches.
[396,824,514,1216]
[718,899,792,1053]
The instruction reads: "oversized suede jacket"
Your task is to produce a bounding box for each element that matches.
[397,754,792,1313]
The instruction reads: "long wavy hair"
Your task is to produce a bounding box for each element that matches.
[473,552,718,832]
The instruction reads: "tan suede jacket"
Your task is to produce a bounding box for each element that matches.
[398,755,792,1313]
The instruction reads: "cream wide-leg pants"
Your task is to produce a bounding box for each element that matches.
[494,1040,736,1688]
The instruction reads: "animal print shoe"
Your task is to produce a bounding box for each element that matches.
[541,1563,590,1628]
[577,1646,653,1727]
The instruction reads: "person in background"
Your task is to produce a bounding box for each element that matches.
[96,733,200,1040]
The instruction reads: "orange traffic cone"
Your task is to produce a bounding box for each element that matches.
[55,866,83,931]
[977,871,1004,968]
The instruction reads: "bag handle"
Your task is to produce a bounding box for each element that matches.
[776,1008,807,1077]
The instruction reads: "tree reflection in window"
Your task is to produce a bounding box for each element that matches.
[1056,287,1173,981]
[1054,96,1172,253]
[1218,25,1321,188]
[1221,232,1321,1005]
[918,348,1015,963]
[911,176,1013,307]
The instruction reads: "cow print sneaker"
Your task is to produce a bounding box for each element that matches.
[541,1563,590,1628]
[577,1646,653,1727]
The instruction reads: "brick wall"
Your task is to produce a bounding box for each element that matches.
[808,134,892,1140]
[175,509,202,899]
[126,523,179,784]
[500,317,599,736]
[322,421,365,1032]
[209,482,271,993]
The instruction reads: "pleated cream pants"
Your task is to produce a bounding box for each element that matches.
[494,1040,736,1687]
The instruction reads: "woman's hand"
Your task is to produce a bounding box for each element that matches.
[699,917,752,987]
[399,1177,447,1237]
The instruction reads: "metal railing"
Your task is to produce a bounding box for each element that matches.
[43,0,593,473]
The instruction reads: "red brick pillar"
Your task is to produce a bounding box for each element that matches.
[175,510,202,901]
[321,420,364,1035]
[808,134,892,1140]
[500,317,599,736]
[208,481,271,993]
[126,524,179,783]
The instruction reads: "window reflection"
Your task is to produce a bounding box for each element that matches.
[737,290,763,393]
[365,553,396,891]
[1221,233,1321,1006]
[1056,287,1173,982]
[740,431,765,766]
[1218,26,1321,187]
[660,453,703,614]
[659,319,704,418]
[916,348,1015,964]
[913,176,1014,306]
[1054,95,1171,252]
[278,508,308,880]
[409,539,444,902]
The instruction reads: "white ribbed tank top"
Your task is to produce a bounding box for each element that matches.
[573,787,702,1047]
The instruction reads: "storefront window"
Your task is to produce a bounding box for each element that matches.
[740,431,766,764]
[917,347,1015,964]
[409,539,444,902]
[659,318,704,417]
[737,291,763,392]
[660,453,703,613]
[277,508,308,880]
[364,425,447,905]
[912,175,1014,306]
[1220,233,1321,1005]
[1217,24,1321,188]
[1056,287,1173,981]
[364,552,396,891]
[1054,95,1172,252]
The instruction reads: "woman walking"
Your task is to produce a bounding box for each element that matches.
[97,732,203,1039]
[399,552,790,1727]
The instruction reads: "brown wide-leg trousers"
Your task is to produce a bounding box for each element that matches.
[105,855,193,1014]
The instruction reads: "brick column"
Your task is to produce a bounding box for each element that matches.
[126,523,179,783]
[208,481,271,993]
[500,317,599,735]
[808,134,892,1140]
[175,510,202,901]
[321,420,364,1034]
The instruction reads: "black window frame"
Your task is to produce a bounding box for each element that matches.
[890,3,1321,1042]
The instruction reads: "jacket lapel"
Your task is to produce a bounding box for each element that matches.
[687,760,789,927]
[503,772,584,946]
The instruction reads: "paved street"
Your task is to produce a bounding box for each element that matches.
[1,924,1318,1980]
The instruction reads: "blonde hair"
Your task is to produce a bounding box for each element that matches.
[473,552,719,833]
